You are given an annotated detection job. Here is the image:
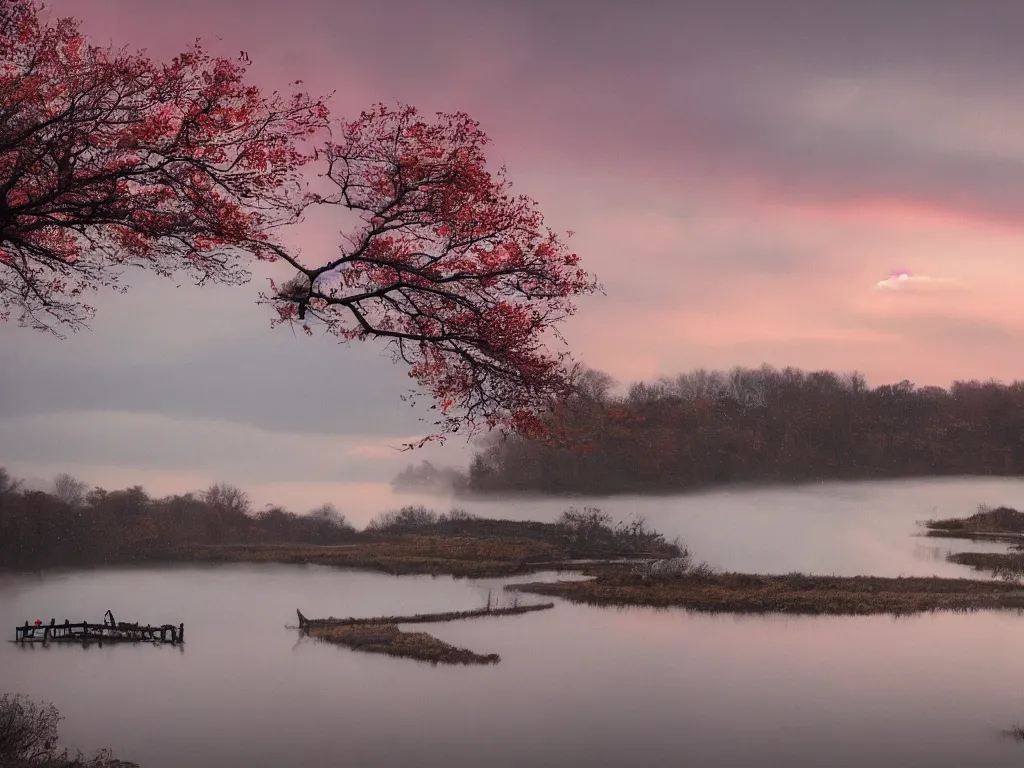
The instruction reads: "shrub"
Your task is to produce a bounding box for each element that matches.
[0,693,62,765]
[0,693,137,767]
[366,505,440,532]
[556,507,614,547]
[438,508,477,523]
[612,514,670,553]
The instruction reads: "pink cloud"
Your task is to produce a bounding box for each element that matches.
[875,272,956,292]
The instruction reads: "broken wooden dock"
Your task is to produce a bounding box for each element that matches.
[14,611,184,645]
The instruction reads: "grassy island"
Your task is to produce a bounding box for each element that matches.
[508,569,1024,616]
[296,603,554,664]
[925,505,1024,541]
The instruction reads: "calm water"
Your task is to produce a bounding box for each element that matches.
[5,478,1024,768]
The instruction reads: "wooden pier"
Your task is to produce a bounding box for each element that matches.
[14,611,184,645]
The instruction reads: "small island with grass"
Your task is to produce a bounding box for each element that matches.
[295,602,554,665]
[181,506,683,578]
[922,504,1024,579]
[508,565,1024,616]
[925,505,1024,540]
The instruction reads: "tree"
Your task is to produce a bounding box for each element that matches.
[51,472,87,506]
[265,104,599,445]
[3,3,598,443]
[201,482,251,517]
[0,0,328,332]
[0,466,21,496]
[306,502,355,541]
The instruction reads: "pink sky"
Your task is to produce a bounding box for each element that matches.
[31,0,1024,386]
[3,0,1024,508]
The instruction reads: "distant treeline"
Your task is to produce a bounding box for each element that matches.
[465,366,1024,494]
[0,470,358,569]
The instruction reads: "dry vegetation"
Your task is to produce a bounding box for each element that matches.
[917,505,1024,579]
[307,624,501,665]
[946,551,1024,580]
[507,570,1024,615]
[924,505,1024,539]
[180,535,564,577]
[0,693,136,767]
[298,602,553,664]
[179,507,681,577]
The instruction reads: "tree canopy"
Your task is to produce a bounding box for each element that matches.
[0,1,598,443]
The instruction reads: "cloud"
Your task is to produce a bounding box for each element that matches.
[875,272,957,292]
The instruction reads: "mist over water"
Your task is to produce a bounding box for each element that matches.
[4,478,1024,767]
[401,476,1024,576]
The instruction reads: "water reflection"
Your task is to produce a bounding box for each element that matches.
[5,565,1024,767]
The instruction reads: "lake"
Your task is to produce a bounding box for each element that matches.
[4,477,1024,767]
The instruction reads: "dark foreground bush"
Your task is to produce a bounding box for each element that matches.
[0,693,137,768]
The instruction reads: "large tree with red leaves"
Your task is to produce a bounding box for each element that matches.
[265,104,600,444]
[0,0,327,331]
[1,1,599,443]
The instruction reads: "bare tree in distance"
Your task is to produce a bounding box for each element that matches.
[51,473,87,507]
[201,483,252,517]
[0,467,22,496]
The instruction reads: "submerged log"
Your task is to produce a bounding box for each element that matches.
[296,602,554,629]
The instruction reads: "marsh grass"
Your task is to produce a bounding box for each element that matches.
[180,535,563,577]
[179,512,681,578]
[307,624,501,665]
[947,551,1024,582]
[507,570,1024,616]
[924,506,1024,539]
[297,600,554,665]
